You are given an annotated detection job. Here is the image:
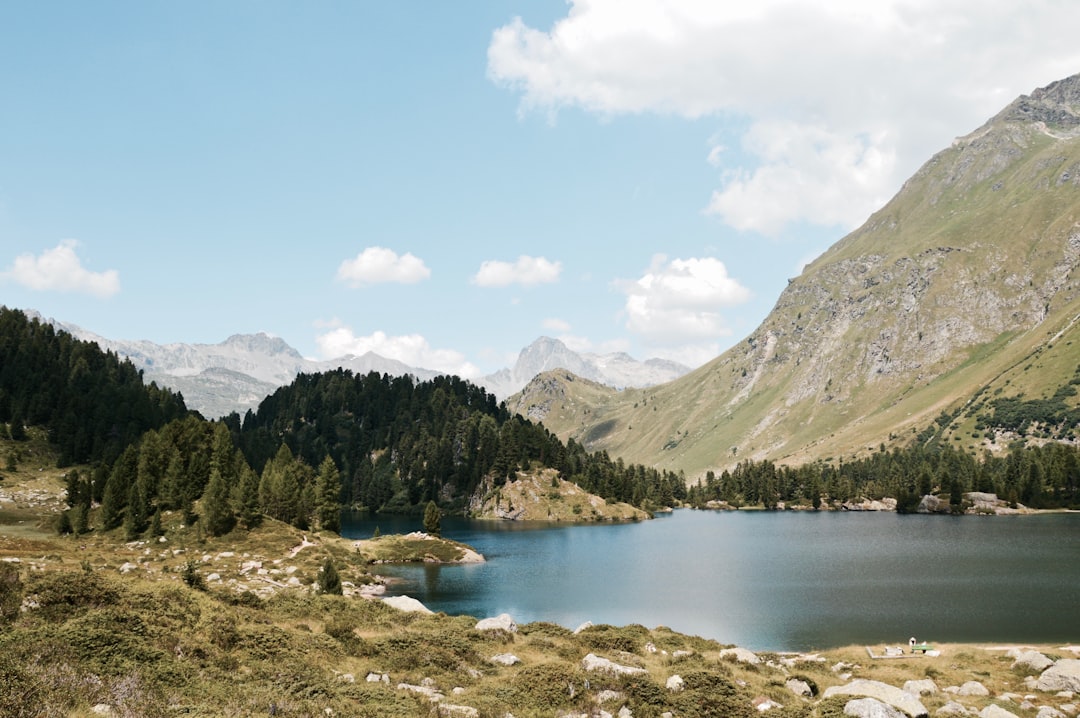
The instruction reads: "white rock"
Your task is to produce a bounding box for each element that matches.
[91,705,114,716]
[823,679,929,717]
[666,675,684,692]
[118,562,138,574]
[452,687,465,695]
[366,672,389,683]
[979,706,1019,718]
[475,613,517,633]
[935,702,970,715]
[958,681,990,696]
[787,678,813,697]
[719,647,761,665]
[437,703,478,718]
[618,707,632,718]
[581,653,647,676]
[1036,708,1067,718]
[596,690,625,703]
[490,653,520,666]
[1039,660,1080,693]
[844,697,908,718]
[1013,651,1055,674]
[206,573,221,582]
[382,595,433,614]
[904,680,938,696]
[338,673,354,683]
[573,621,594,634]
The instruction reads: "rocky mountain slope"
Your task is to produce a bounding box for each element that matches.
[28,314,686,417]
[510,73,1080,480]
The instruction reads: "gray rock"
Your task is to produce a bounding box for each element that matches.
[490,653,520,666]
[1013,651,1055,674]
[365,672,389,683]
[475,613,517,633]
[904,680,938,696]
[581,653,647,676]
[1038,659,1080,692]
[596,690,626,703]
[666,675,684,693]
[979,706,1018,718]
[437,705,479,718]
[935,702,971,715]
[1035,707,1067,718]
[573,621,594,634]
[787,678,813,697]
[823,679,929,717]
[958,681,990,696]
[844,698,908,718]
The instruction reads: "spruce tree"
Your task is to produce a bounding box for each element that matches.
[423,500,441,537]
[317,557,342,595]
[238,465,262,530]
[202,467,235,537]
[314,456,341,534]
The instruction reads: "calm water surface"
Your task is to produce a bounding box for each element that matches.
[341,509,1080,651]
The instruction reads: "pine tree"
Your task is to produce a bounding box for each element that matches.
[423,500,441,537]
[124,479,147,540]
[317,557,342,595]
[238,465,262,530]
[202,467,235,537]
[314,456,341,534]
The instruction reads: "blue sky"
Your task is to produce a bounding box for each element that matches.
[3,2,1079,378]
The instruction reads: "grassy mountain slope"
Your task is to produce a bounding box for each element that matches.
[511,74,1080,480]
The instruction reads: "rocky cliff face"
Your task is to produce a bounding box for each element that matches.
[511,73,1080,478]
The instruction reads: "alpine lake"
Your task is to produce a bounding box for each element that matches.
[341,509,1080,652]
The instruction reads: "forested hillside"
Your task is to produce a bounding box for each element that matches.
[0,307,187,467]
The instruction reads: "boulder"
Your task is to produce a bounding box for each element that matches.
[844,697,908,718]
[917,495,948,513]
[823,679,929,717]
[958,681,990,697]
[719,647,761,665]
[904,680,938,696]
[752,696,783,711]
[1013,651,1055,674]
[573,621,594,634]
[787,678,813,697]
[1035,707,1067,718]
[666,675,684,693]
[490,653,520,666]
[935,702,970,715]
[581,653,647,676]
[382,595,433,614]
[979,706,1018,718]
[1038,659,1080,693]
[118,562,138,574]
[437,705,479,718]
[475,613,517,633]
[596,690,626,703]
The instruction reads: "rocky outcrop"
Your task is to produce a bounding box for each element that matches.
[719,647,761,665]
[581,653,647,676]
[823,679,929,717]
[1038,659,1080,692]
[903,680,938,696]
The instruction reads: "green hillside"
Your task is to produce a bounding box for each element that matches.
[511,74,1080,481]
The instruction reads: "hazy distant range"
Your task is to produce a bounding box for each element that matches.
[30,312,689,418]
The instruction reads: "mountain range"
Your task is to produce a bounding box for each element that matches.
[30,313,689,418]
[509,73,1080,479]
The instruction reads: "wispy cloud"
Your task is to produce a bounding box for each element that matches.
[336,246,431,287]
[472,255,561,287]
[489,0,1080,235]
[1,240,120,297]
[315,324,479,379]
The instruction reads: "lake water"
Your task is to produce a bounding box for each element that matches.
[341,509,1080,651]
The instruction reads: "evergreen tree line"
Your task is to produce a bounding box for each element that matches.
[60,415,342,539]
[229,368,686,514]
[0,308,187,466]
[686,441,1080,510]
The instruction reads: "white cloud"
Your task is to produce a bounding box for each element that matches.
[542,317,572,333]
[489,0,1080,234]
[1,240,120,297]
[618,255,751,344]
[705,122,896,236]
[472,255,562,287]
[315,326,480,379]
[336,246,430,287]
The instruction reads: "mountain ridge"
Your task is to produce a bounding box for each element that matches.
[509,72,1080,479]
[24,312,688,417]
